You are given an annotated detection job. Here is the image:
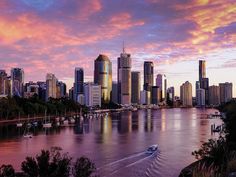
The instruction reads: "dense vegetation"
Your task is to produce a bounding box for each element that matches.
[183,100,236,177]
[0,147,97,177]
[0,96,86,120]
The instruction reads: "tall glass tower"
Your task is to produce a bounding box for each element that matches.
[94,54,112,104]
[11,68,24,97]
[143,61,154,91]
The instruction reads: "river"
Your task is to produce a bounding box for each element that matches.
[0,108,222,177]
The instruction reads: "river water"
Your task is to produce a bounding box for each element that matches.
[0,108,222,177]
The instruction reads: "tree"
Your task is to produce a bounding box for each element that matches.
[73,157,96,177]
[0,165,15,177]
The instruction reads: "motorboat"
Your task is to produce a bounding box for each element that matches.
[146,145,158,154]
[23,133,33,138]
[16,123,23,127]
[63,120,69,125]
[43,123,52,128]
[69,118,75,124]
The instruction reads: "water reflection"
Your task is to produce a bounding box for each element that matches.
[0,108,222,177]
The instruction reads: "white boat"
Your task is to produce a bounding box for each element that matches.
[16,123,23,127]
[23,133,33,138]
[145,145,158,154]
[63,120,69,125]
[61,117,65,121]
[69,118,75,124]
[56,122,60,126]
[43,123,52,128]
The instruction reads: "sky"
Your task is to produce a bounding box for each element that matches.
[0,0,236,97]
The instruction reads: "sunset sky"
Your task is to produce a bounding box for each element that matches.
[0,0,236,96]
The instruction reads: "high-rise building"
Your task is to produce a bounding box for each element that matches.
[69,87,74,100]
[131,71,140,104]
[151,86,161,105]
[156,74,167,101]
[118,49,131,105]
[199,60,206,82]
[112,81,118,104]
[57,81,67,98]
[37,81,46,101]
[46,73,57,100]
[0,70,7,95]
[140,90,150,105]
[219,82,233,104]
[209,85,220,106]
[196,88,205,107]
[94,54,112,104]
[24,82,39,98]
[74,68,84,103]
[11,68,24,97]
[84,83,101,107]
[200,78,209,105]
[180,81,192,107]
[143,61,154,91]
[167,87,175,104]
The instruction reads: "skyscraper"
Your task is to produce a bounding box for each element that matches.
[180,81,192,107]
[196,88,205,107]
[199,60,206,81]
[219,82,233,104]
[131,71,140,104]
[143,61,154,91]
[74,68,84,103]
[167,87,175,104]
[118,48,131,105]
[151,86,161,105]
[0,70,7,95]
[156,74,167,101]
[84,83,101,107]
[200,78,209,105]
[94,54,112,104]
[209,85,220,106]
[112,81,118,104]
[46,73,57,100]
[11,68,24,97]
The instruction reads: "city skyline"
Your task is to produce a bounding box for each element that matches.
[0,0,236,96]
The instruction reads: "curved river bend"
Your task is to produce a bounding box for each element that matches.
[0,108,222,177]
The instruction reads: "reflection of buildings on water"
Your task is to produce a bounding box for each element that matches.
[144,109,153,132]
[161,109,166,131]
[118,111,132,134]
[131,111,139,131]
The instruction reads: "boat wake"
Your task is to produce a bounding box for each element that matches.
[97,150,161,177]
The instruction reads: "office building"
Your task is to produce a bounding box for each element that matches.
[199,60,206,82]
[46,73,57,100]
[112,81,118,104]
[209,85,220,106]
[180,81,192,107]
[196,88,205,107]
[57,81,66,98]
[84,83,101,107]
[140,90,150,105]
[11,68,24,97]
[118,48,131,105]
[69,87,74,100]
[24,82,39,98]
[219,82,233,104]
[94,54,112,104]
[74,68,84,104]
[200,78,209,105]
[37,81,46,101]
[0,70,8,96]
[151,86,161,105]
[131,71,141,104]
[156,74,167,101]
[143,61,154,91]
[167,87,175,104]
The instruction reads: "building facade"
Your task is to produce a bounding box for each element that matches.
[140,90,150,105]
[118,50,131,105]
[156,74,167,101]
[131,71,140,104]
[209,85,220,106]
[196,88,205,107]
[219,82,233,104]
[84,83,101,107]
[74,68,84,103]
[94,54,112,104]
[180,81,192,107]
[11,68,24,97]
[112,81,118,104]
[151,86,161,105]
[46,73,57,100]
[199,60,206,82]
[143,61,154,91]
[0,70,8,96]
